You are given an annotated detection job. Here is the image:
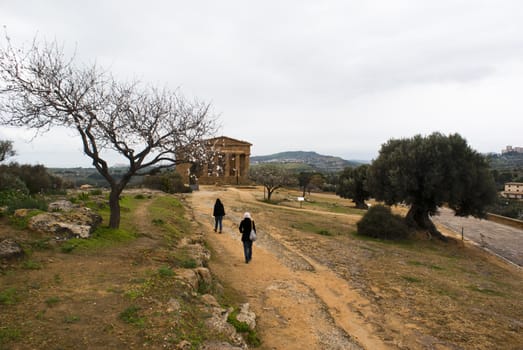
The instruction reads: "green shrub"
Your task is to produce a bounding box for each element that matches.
[357,205,410,240]
[142,171,192,194]
[0,191,47,215]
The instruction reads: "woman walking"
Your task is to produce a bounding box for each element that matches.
[239,212,256,263]
[213,198,225,233]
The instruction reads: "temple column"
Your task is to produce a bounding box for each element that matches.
[224,153,230,178]
[235,153,240,176]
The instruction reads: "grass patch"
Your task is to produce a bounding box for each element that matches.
[158,266,175,277]
[119,306,145,327]
[0,288,19,305]
[0,326,22,343]
[227,308,261,347]
[45,296,61,307]
[60,226,136,253]
[467,285,504,297]
[402,275,422,283]
[290,222,335,236]
[22,259,42,270]
[64,315,80,324]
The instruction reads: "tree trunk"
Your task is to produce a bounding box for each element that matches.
[267,187,274,201]
[108,186,122,229]
[354,200,368,209]
[406,205,448,241]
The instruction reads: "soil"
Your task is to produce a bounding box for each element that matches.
[1,186,523,350]
[188,186,523,350]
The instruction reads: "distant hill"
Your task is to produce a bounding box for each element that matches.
[250,151,364,173]
[487,152,523,171]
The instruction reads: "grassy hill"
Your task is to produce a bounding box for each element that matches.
[251,151,364,173]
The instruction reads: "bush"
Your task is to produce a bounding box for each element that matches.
[0,163,64,194]
[142,171,192,194]
[357,205,410,240]
[0,190,48,214]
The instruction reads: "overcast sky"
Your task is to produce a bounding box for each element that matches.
[1,0,522,167]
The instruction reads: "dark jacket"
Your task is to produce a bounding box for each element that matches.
[239,218,256,242]
[213,200,225,217]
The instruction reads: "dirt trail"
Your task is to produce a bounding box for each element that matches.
[188,186,391,350]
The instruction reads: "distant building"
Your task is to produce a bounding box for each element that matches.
[176,136,252,186]
[502,145,523,154]
[503,182,523,199]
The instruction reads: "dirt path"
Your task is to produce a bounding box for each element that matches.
[188,186,391,350]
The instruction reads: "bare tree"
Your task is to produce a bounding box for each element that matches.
[0,35,217,228]
[249,164,297,201]
[0,140,15,162]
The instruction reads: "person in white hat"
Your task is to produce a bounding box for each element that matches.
[239,212,256,263]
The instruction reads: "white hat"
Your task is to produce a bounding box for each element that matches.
[243,212,251,219]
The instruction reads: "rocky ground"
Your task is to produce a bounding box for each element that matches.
[188,186,523,350]
[1,186,522,349]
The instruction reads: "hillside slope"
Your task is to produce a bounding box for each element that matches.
[251,151,364,173]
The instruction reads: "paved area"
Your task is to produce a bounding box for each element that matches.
[432,208,523,267]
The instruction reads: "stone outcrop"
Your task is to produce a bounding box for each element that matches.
[0,239,24,259]
[236,303,256,330]
[28,205,102,239]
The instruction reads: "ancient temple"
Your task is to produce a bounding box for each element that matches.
[176,136,252,186]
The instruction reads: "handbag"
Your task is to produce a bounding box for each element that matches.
[249,221,257,241]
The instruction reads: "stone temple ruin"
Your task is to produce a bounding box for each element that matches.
[176,136,252,186]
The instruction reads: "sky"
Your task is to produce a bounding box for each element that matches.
[1,0,522,167]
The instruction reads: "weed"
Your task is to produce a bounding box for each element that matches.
[467,285,504,297]
[60,242,77,253]
[402,275,421,283]
[0,326,22,342]
[119,305,145,327]
[0,288,19,305]
[29,238,52,250]
[45,296,60,307]
[64,315,80,323]
[158,266,174,277]
[152,218,164,225]
[227,309,261,346]
[22,260,42,270]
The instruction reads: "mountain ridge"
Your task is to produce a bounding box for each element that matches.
[251,151,364,173]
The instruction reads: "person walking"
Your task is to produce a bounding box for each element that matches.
[239,212,256,263]
[213,198,225,233]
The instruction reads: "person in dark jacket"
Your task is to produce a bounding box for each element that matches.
[239,212,256,263]
[213,198,225,233]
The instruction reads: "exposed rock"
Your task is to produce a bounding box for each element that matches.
[28,207,102,239]
[195,267,213,286]
[174,268,199,290]
[236,303,256,330]
[166,298,181,313]
[13,209,31,217]
[48,200,76,212]
[0,239,24,259]
[184,243,211,267]
[200,341,245,350]
[201,294,220,307]
[204,307,246,348]
[176,340,191,350]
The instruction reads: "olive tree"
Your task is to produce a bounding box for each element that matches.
[368,132,496,240]
[0,36,216,228]
[336,164,370,209]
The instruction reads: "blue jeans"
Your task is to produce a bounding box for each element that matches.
[214,216,223,232]
[243,240,253,263]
